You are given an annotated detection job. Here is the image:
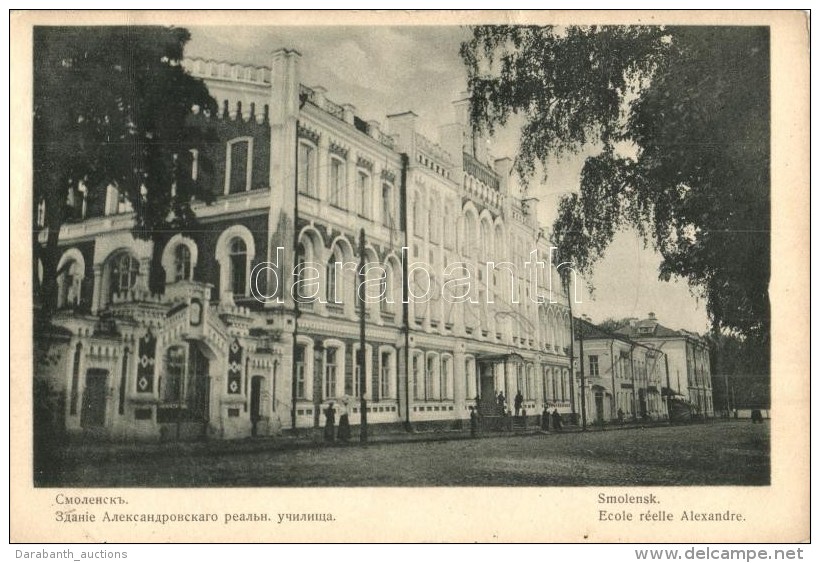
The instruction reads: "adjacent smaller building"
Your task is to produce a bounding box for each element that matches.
[615,313,714,417]
[573,317,667,423]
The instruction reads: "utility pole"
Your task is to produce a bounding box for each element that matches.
[664,352,672,421]
[565,279,577,425]
[578,319,587,431]
[357,228,368,443]
[630,345,637,421]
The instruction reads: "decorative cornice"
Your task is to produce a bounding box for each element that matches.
[381,168,396,183]
[356,156,373,171]
[329,142,349,159]
[297,124,321,145]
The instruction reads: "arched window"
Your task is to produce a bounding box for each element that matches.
[463,211,477,257]
[109,252,139,299]
[380,262,396,316]
[326,247,345,306]
[161,235,198,285]
[229,238,248,296]
[326,255,338,305]
[481,220,492,259]
[295,243,306,298]
[57,257,83,309]
[174,244,192,282]
[65,260,81,306]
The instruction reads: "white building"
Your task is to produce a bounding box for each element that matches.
[615,313,714,417]
[34,48,574,441]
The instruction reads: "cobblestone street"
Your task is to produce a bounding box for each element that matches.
[42,421,769,487]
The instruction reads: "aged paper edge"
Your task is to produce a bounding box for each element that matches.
[8,9,810,543]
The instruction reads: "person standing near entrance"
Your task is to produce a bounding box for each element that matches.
[337,397,351,442]
[514,391,523,417]
[469,406,479,438]
[324,402,336,442]
[552,408,563,431]
[541,405,550,431]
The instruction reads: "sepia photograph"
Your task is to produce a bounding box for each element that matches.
[11,9,808,543]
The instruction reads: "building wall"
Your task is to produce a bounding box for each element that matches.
[36,49,573,442]
[575,336,667,423]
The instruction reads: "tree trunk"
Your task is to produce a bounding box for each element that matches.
[35,222,62,326]
[149,231,170,295]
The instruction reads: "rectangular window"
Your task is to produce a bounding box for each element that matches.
[380,351,391,400]
[516,364,524,399]
[230,255,246,296]
[441,356,451,400]
[527,368,535,400]
[295,345,306,400]
[228,140,250,194]
[413,198,424,234]
[589,355,599,377]
[381,184,393,227]
[329,158,345,207]
[428,198,439,243]
[543,366,550,401]
[465,358,476,401]
[443,203,454,249]
[298,143,316,197]
[162,346,186,404]
[324,348,337,399]
[357,171,370,217]
[353,364,362,398]
[412,354,422,400]
[349,346,367,398]
[117,189,133,214]
[426,356,436,400]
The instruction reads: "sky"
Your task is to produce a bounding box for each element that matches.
[186,25,711,334]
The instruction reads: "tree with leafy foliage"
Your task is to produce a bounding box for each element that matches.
[461,26,770,344]
[33,26,217,322]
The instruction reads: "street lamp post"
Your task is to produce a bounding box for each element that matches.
[357,228,368,443]
[577,320,587,431]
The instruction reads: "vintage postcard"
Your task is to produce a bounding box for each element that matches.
[9,10,809,543]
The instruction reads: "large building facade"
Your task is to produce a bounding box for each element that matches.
[35,49,575,441]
